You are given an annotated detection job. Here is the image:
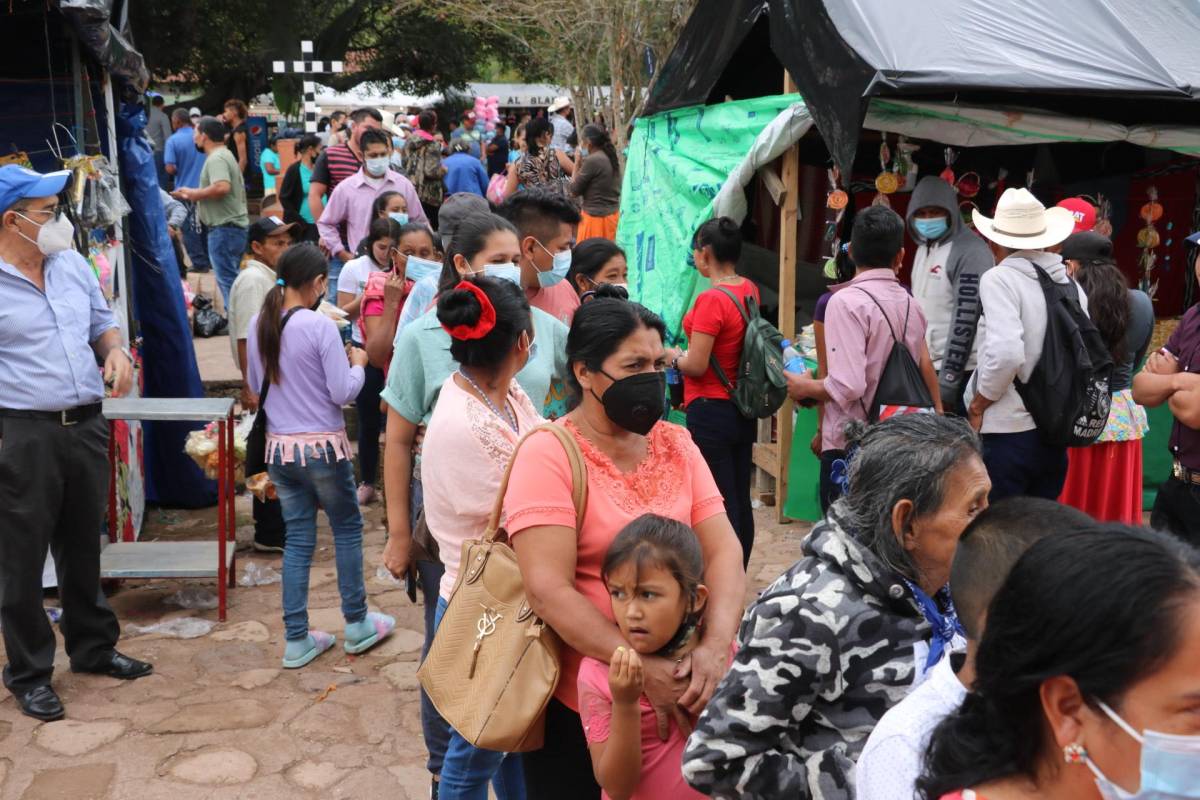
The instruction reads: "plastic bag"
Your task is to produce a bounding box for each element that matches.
[192,294,227,338]
[77,156,132,228]
[238,563,281,587]
[126,617,216,639]
[375,565,404,588]
[164,587,218,610]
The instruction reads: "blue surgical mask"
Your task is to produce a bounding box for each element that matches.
[1085,701,1200,798]
[913,216,950,241]
[364,156,389,178]
[481,263,521,286]
[404,255,441,282]
[534,240,571,288]
[389,212,409,225]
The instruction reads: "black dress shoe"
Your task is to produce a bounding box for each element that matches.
[71,651,153,680]
[15,685,65,722]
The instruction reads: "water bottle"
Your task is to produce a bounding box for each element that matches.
[665,367,684,409]
[781,339,806,374]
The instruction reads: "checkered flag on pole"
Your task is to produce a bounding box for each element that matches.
[272,41,344,133]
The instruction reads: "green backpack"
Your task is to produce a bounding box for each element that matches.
[707,287,789,419]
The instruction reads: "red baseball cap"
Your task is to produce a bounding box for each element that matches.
[1056,197,1097,233]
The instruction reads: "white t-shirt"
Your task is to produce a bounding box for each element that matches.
[228,260,277,368]
[854,650,968,800]
[337,254,384,344]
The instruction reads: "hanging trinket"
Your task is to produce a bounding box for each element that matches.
[1137,186,1162,295]
[956,171,981,199]
[824,167,848,244]
[939,146,957,185]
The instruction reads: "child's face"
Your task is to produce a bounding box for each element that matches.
[371,236,396,267]
[607,560,691,655]
[384,195,407,215]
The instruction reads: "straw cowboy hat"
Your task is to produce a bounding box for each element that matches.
[973,188,1076,250]
[548,96,572,113]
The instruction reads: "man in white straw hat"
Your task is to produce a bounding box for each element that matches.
[548,96,575,153]
[965,187,1085,501]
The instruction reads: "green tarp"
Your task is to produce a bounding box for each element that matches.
[616,93,801,346]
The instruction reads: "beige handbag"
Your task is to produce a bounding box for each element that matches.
[417,424,587,753]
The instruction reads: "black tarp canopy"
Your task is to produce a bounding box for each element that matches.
[646,0,1200,176]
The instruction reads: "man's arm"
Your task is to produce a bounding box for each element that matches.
[1168,373,1200,427]
[939,241,991,403]
[919,340,944,414]
[234,130,247,173]
[972,271,1024,404]
[317,184,350,259]
[174,180,230,202]
[91,328,133,398]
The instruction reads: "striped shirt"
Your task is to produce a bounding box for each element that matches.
[0,249,116,411]
[311,144,362,192]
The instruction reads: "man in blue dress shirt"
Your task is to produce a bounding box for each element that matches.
[0,165,153,722]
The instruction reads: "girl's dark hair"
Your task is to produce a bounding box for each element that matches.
[371,191,403,220]
[568,237,625,292]
[255,243,328,387]
[1072,258,1131,363]
[436,276,532,368]
[565,296,666,401]
[581,124,620,175]
[583,283,630,304]
[602,514,704,601]
[439,213,518,293]
[417,110,437,133]
[362,217,401,264]
[918,525,1200,800]
[692,216,742,264]
[526,117,553,157]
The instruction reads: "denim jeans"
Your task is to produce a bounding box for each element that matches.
[982,430,1069,502]
[686,398,756,566]
[269,444,367,641]
[327,256,345,303]
[412,475,451,775]
[182,201,209,270]
[208,224,248,309]
[434,597,526,800]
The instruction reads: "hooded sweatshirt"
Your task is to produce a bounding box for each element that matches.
[906,176,995,404]
[966,250,1089,435]
[683,504,941,800]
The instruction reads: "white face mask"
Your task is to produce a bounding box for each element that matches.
[16,212,75,255]
[1086,701,1200,798]
[364,156,389,178]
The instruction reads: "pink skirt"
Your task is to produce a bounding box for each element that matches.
[1058,439,1144,524]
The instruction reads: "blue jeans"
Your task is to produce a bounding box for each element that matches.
[269,444,367,641]
[208,224,248,309]
[434,597,526,800]
[982,430,1069,502]
[182,201,209,270]
[327,256,345,302]
[412,475,452,775]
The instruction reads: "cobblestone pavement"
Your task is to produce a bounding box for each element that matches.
[0,499,811,799]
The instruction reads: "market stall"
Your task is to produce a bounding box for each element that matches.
[625,0,1200,521]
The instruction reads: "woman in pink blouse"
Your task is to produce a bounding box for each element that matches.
[502,296,746,798]
[420,275,541,798]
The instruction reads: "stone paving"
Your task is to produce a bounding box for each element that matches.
[0,498,810,799]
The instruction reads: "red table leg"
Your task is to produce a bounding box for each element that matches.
[107,421,118,544]
[226,409,237,588]
[217,418,227,622]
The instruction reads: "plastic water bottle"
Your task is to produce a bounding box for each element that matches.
[781,339,806,374]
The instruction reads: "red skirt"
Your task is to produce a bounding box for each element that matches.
[1058,439,1143,524]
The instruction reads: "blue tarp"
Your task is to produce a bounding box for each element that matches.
[116,99,216,507]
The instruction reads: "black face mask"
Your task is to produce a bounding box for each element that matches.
[309,288,324,312]
[194,143,205,154]
[592,370,666,436]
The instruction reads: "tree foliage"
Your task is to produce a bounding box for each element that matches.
[402,0,696,156]
[129,0,500,114]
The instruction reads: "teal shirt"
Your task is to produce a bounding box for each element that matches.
[382,305,570,426]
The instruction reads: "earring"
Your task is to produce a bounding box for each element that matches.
[1063,743,1088,764]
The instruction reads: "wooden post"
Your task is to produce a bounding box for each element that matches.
[776,70,800,523]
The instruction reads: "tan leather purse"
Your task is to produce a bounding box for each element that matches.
[417,424,587,753]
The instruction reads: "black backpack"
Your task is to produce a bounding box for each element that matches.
[1015,264,1113,447]
[855,289,935,422]
[707,287,788,419]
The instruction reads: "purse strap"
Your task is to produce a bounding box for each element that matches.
[256,306,303,406]
[485,423,588,542]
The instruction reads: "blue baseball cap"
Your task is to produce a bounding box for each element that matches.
[0,165,71,214]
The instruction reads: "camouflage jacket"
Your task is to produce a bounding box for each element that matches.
[682,504,933,799]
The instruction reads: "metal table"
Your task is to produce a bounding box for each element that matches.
[101,398,237,621]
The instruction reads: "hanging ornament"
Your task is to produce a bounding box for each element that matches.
[960,200,979,230]
[824,167,848,244]
[896,136,920,191]
[872,134,896,207]
[1138,186,1162,295]
[1091,193,1114,237]
[1025,168,1036,189]
[939,147,957,185]
[956,171,981,199]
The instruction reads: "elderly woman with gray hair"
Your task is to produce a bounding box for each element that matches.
[682,414,991,800]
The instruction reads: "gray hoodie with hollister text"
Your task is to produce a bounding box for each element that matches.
[906,176,995,407]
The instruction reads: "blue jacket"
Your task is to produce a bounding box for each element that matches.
[443,152,489,197]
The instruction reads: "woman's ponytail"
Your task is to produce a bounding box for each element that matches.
[255,243,328,387]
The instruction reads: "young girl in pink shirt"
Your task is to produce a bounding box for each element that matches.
[577,514,713,800]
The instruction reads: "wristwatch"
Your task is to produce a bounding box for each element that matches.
[671,353,683,371]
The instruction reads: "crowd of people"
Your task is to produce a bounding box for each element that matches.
[3,87,1200,800]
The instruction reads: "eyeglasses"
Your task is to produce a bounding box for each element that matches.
[21,204,67,221]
